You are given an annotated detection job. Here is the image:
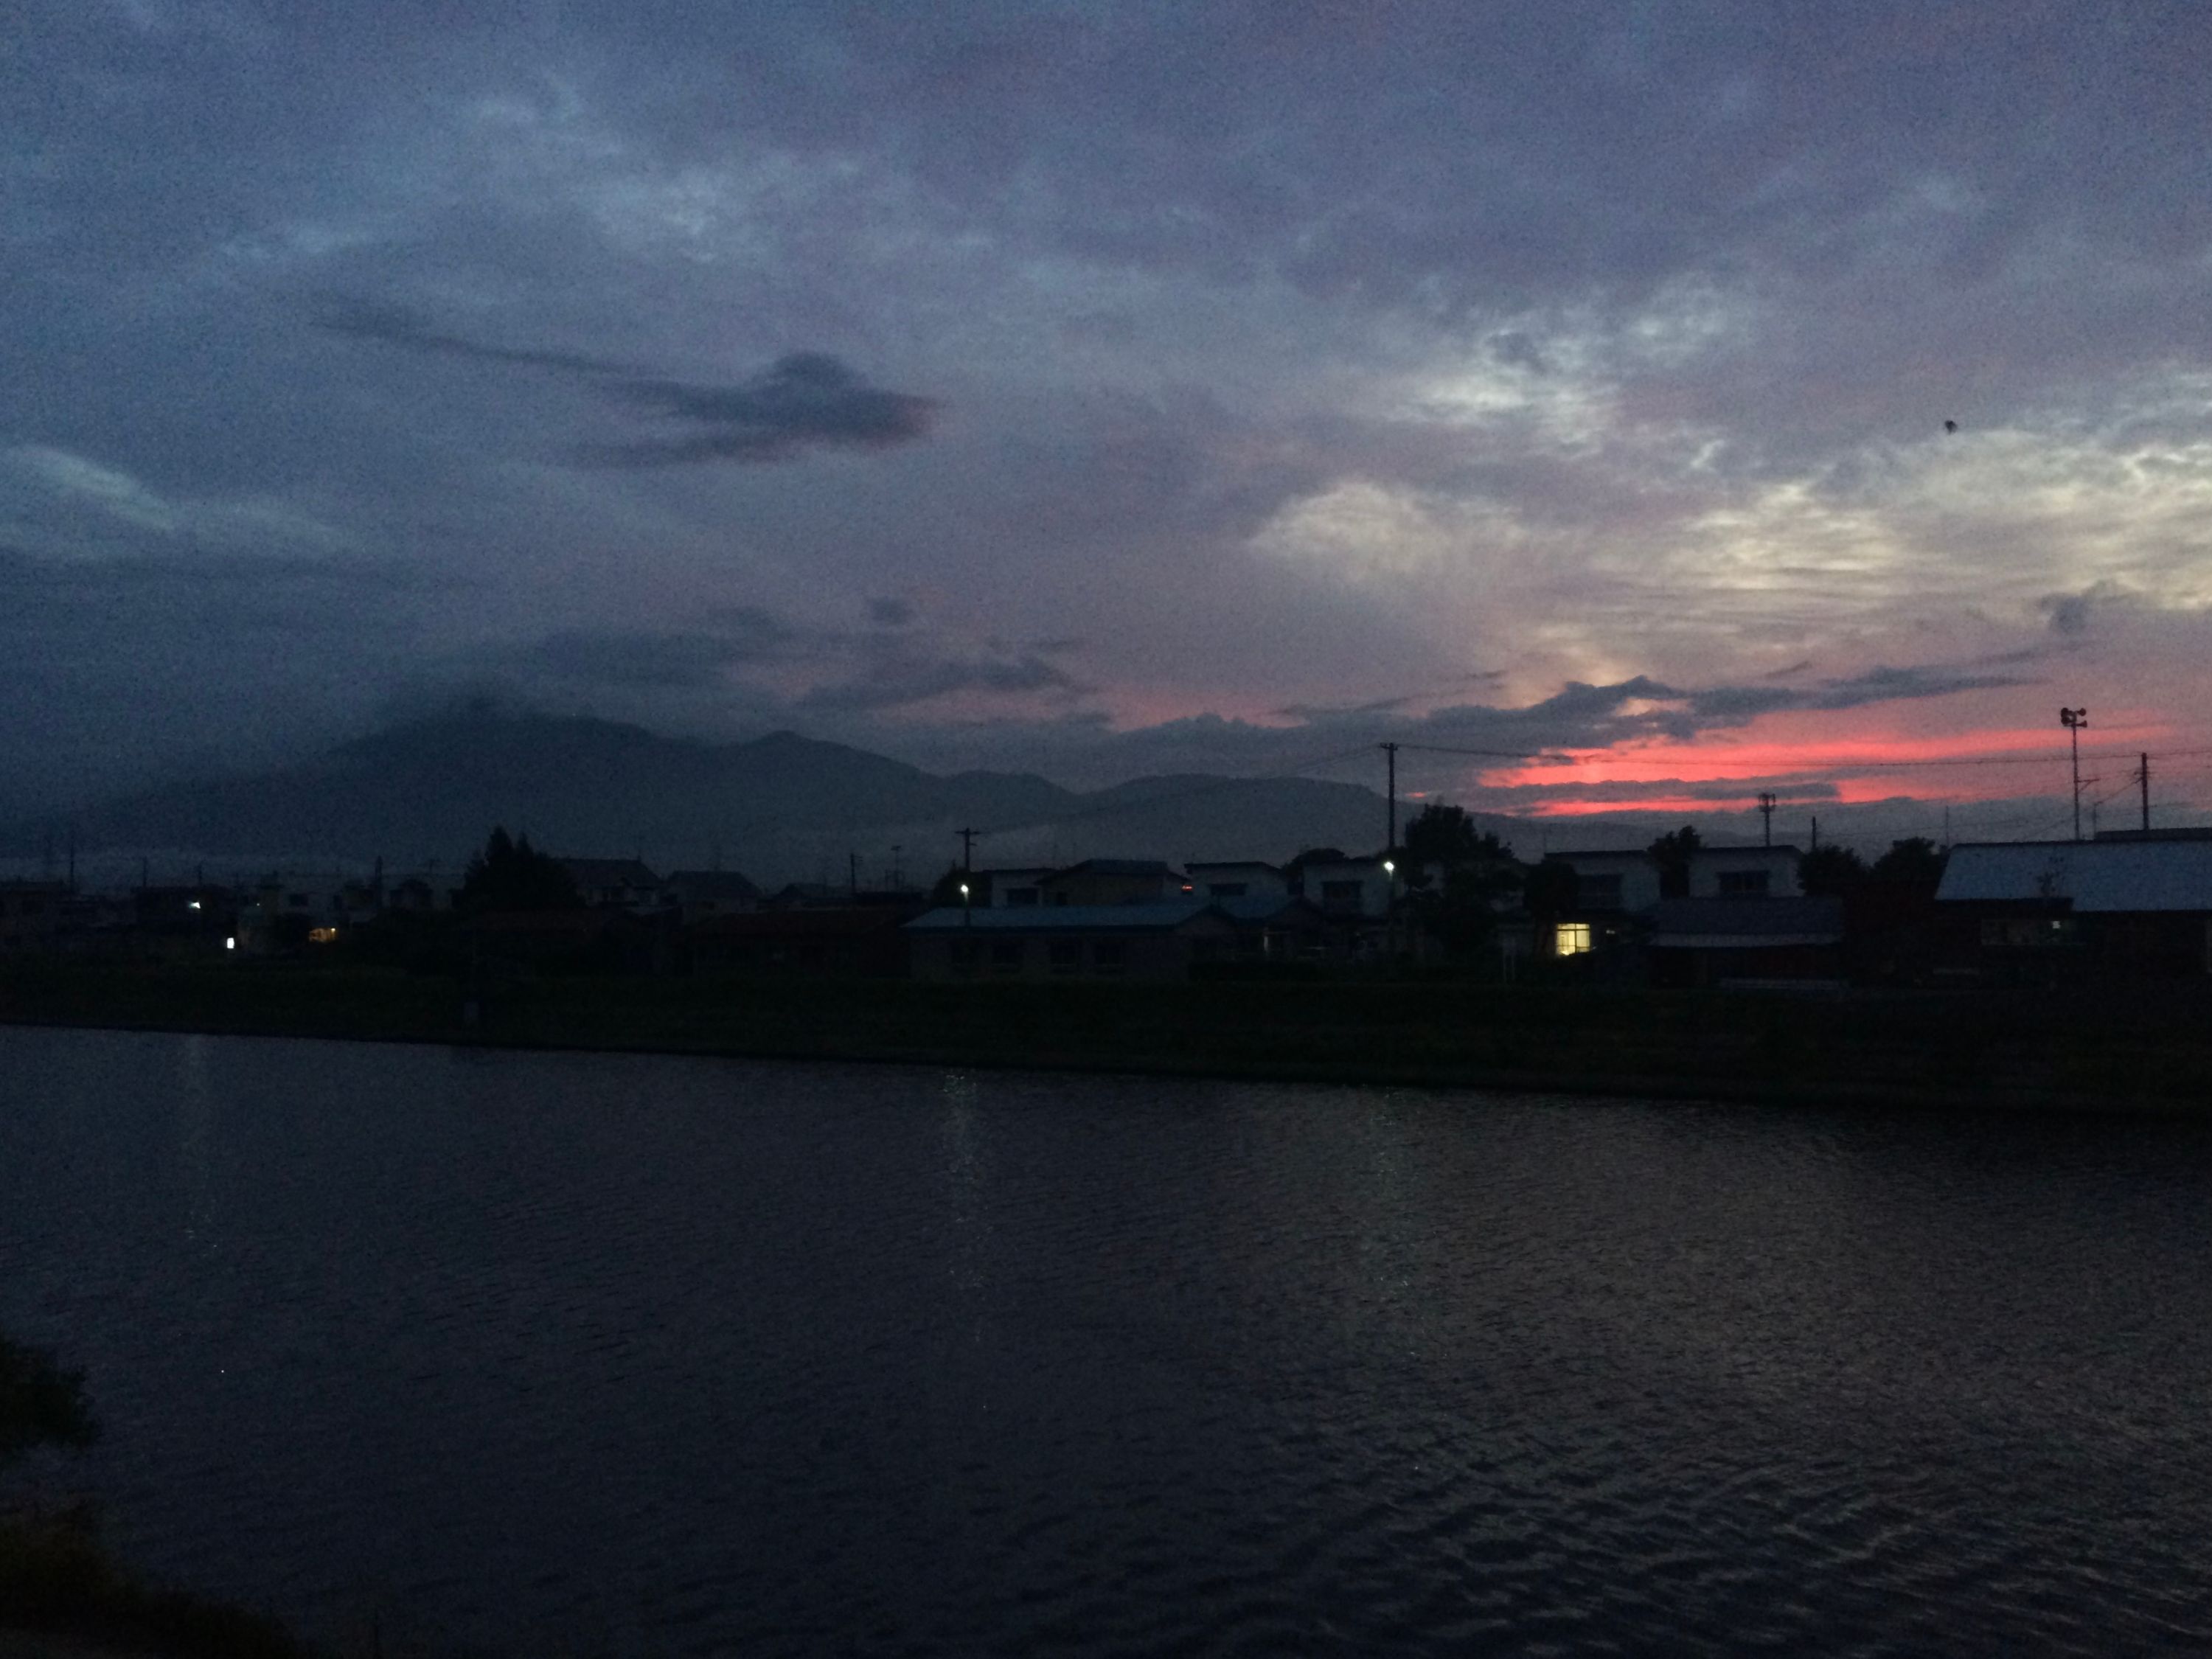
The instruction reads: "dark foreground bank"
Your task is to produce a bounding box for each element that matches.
[3,962,2208,1111]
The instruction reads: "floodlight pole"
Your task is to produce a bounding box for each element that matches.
[2059,708,2088,841]
[1381,742,1399,855]
[1756,791,1776,848]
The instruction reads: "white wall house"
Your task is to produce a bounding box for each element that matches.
[1686,846,1802,899]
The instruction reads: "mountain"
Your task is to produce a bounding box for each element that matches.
[7,708,1447,885]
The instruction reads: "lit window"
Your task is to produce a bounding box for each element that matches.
[307,926,339,944]
[1554,922,1593,956]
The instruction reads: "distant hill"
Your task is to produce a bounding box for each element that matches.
[4,707,1504,885]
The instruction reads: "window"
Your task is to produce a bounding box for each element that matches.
[1717,870,1771,897]
[1004,887,1040,907]
[947,940,980,973]
[1554,922,1593,956]
[1091,939,1126,974]
[1048,939,1082,973]
[990,939,1023,973]
[1051,891,1070,907]
[1579,873,1623,908]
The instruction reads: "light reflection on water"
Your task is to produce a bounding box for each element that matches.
[3,1025,2211,1656]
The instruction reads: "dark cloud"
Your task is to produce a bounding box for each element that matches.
[316,303,936,468]
[504,630,768,692]
[798,644,1088,713]
[587,355,939,467]
[866,597,917,627]
[2037,582,2136,638]
[312,299,634,377]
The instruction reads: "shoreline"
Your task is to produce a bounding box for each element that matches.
[7,964,2208,1116]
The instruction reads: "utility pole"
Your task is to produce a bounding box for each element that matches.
[891,844,902,888]
[1756,791,1776,847]
[848,851,858,899]
[1380,742,1399,854]
[956,826,979,872]
[2060,708,2088,841]
[1810,815,1819,851]
[2140,753,2152,832]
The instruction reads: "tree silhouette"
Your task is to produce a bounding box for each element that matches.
[1799,844,1868,895]
[1,1329,97,1467]
[1647,825,1703,899]
[459,827,582,913]
[1871,837,1947,888]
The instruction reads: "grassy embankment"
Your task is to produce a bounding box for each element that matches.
[4,959,2210,1110]
[0,1334,312,1659]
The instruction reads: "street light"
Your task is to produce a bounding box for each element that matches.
[2060,708,2088,841]
[1381,859,1397,962]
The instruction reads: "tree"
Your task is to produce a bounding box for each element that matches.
[1871,836,1947,888]
[1798,844,1868,896]
[1,1330,97,1469]
[929,863,972,907]
[1401,803,1482,866]
[1647,825,1703,899]
[459,827,582,913]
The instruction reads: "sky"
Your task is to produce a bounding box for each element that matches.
[7,1,2211,847]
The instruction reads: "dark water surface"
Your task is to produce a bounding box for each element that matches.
[3,1026,2209,1655]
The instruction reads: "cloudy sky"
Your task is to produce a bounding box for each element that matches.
[7,1,2211,841]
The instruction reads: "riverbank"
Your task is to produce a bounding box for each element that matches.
[5,961,2208,1112]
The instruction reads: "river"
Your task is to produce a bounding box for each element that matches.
[2,1025,2208,1655]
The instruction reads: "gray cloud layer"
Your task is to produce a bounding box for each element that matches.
[3,2,2208,826]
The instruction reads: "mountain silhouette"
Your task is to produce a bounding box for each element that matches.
[8,706,1486,883]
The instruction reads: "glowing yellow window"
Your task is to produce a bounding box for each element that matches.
[1554,922,1593,956]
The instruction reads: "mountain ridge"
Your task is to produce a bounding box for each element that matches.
[6,707,1513,885]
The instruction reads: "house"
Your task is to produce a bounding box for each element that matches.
[981,866,1058,907]
[905,900,1236,982]
[1211,894,1332,964]
[1647,896,1846,989]
[0,880,66,954]
[661,869,762,921]
[1036,858,1189,907]
[1540,849,1663,919]
[557,857,666,912]
[1935,836,2212,980]
[129,886,242,958]
[1185,860,1291,903]
[1292,854,1395,919]
[688,907,911,978]
[1686,845,1803,900]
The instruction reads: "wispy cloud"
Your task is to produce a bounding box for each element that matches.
[316,302,938,467]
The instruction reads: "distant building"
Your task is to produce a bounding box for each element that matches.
[1541,849,1663,920]
[557,858,665,912]
[981,866,1057,907]
[1936,837,2212,980]
[905,900,1234,982]
[1292,854,1394,919]
[1647,896,1845,989]
[0,880,66,955]
[661,869,761,921]
[1686,845,1803,900]
[689,908,910,978]
[1036,859,1189,908]
[1185,860,1291,903]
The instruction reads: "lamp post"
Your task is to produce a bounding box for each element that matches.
[2060,708,2088,841]
[1382,857,1396,965]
